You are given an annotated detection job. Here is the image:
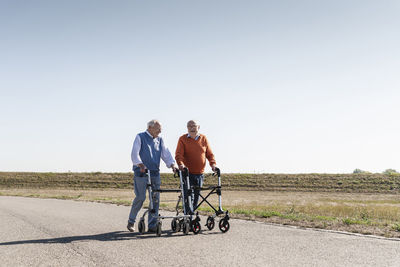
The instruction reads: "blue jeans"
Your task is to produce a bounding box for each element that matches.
[128,170,160,229]
[183,173,204,215]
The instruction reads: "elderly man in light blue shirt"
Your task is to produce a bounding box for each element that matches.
[127,119,176,233]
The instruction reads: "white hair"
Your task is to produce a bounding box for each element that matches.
[187,120,199,127]
[147,119,160,128]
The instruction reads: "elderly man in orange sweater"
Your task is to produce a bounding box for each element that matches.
[175,120,217,214]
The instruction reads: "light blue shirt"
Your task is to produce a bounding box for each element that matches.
[187,133,200,140]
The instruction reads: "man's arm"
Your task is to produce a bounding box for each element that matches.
[131,134,145,172]
[204,136,217,171]
[175,137,185,170]
[160,138,176,169]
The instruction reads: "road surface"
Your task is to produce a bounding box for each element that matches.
[1,196,399,266]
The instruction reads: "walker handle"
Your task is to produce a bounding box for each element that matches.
[139,168,149,177]
[212,167,221,177]
[182,167,189,177]
[174,167,189,178]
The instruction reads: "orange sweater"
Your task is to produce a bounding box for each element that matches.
[175,134,216,174]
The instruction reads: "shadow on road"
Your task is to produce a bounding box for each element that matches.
[0,230,224,246]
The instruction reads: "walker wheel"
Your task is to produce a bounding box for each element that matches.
[138,219,145,234]
[156,221,162,237]
[191,220,201,235]
[182,221,189,235]
[206,216,215,230]
[219,219,230,233]
[171,219,178,232]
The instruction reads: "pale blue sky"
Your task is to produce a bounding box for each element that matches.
[1,1,399,173]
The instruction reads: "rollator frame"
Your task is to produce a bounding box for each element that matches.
[137,169,199,236]
[191,167,230,233]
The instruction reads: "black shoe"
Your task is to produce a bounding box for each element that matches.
[147,227,157,233]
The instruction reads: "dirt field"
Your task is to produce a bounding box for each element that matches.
[2,171,400,193]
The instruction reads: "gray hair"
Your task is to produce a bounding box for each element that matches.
[147,119,160,128]
[187,120,199,127]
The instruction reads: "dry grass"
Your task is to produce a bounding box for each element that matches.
[1,188,400,238]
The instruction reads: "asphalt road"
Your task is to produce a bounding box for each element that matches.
[1,196,400,266]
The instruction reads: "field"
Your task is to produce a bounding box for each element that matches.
[1,171,400,192]
[1,172,400,238]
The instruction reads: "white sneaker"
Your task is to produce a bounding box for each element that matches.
[127,222,135,232]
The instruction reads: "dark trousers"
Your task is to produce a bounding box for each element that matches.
[183,173,204,215]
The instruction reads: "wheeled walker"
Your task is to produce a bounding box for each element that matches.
[168,168,203,235]
[192,167,230,233]
[136,169,201,236]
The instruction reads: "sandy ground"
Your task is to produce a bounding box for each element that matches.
[2,188,400,206]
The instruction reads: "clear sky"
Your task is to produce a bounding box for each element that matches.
[1,1,399,173]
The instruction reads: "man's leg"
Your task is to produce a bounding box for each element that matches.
[148,173,161,229]
[128,174,148,225]
[190,173,204,212]
[182,173,192,215]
